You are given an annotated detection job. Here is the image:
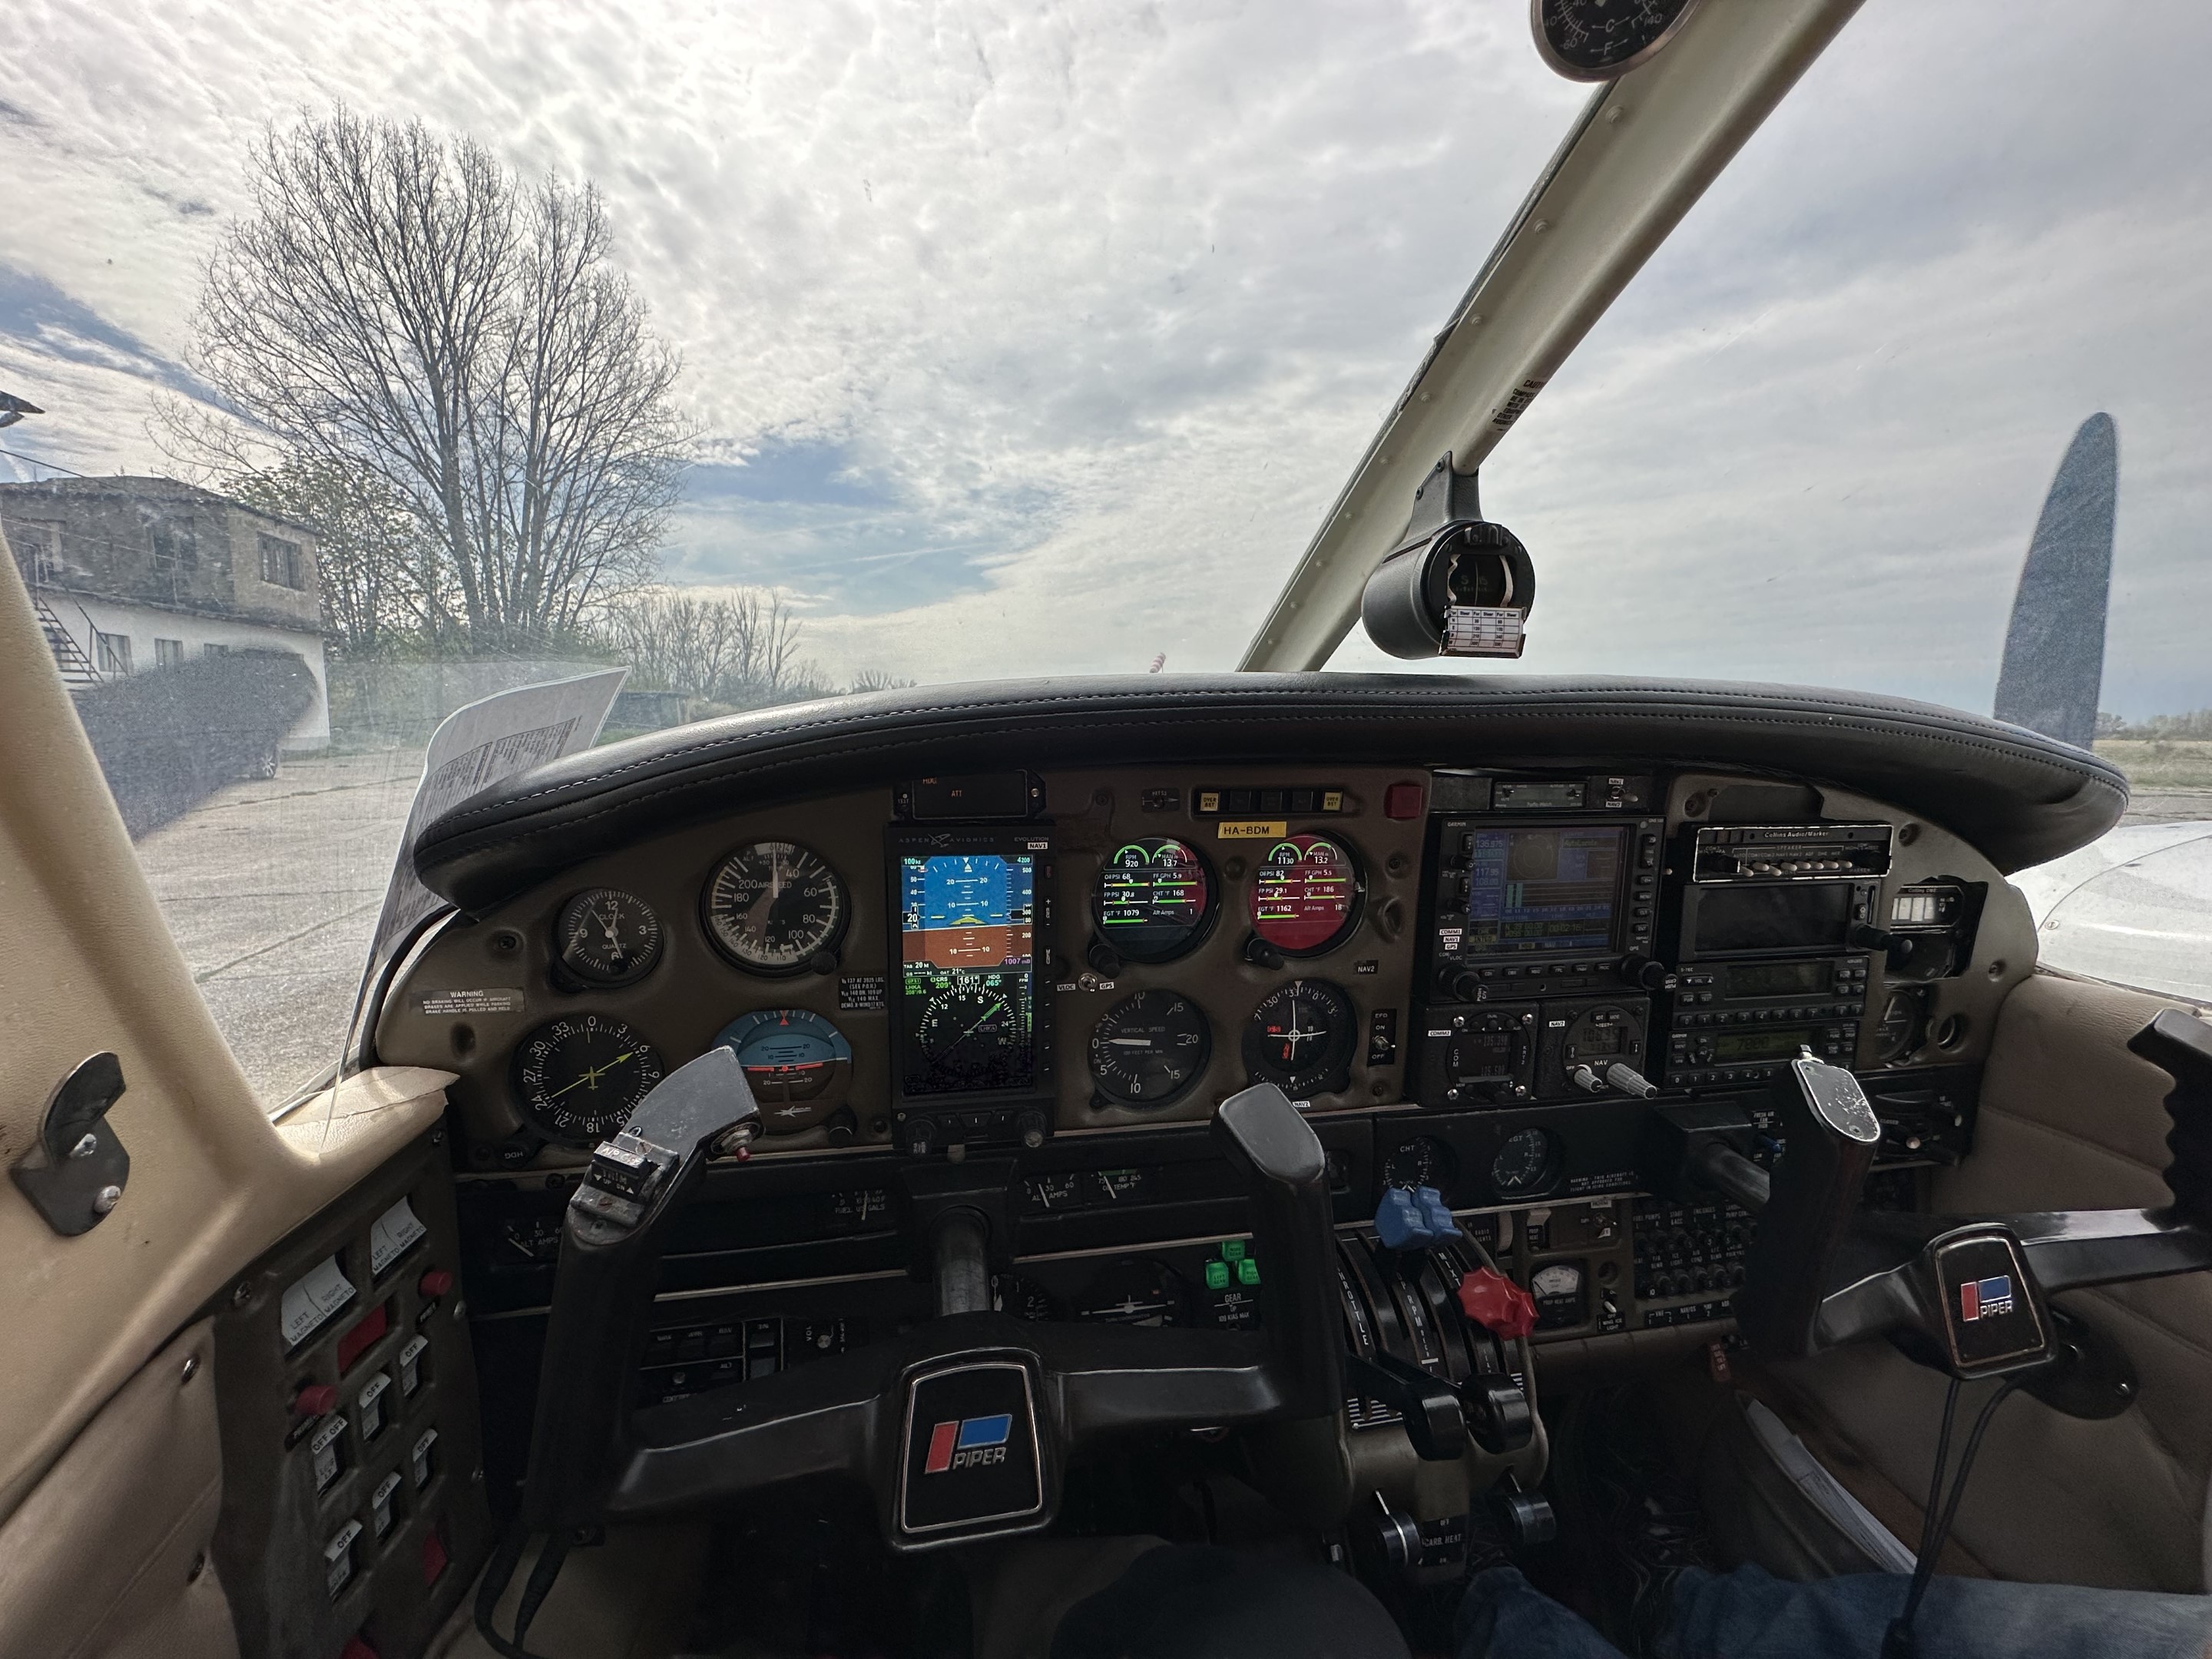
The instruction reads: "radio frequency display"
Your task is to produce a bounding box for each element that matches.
[1460,826,1624,955]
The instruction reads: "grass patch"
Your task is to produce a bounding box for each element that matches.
[2095,740,2212,791]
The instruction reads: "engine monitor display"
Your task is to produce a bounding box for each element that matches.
[1250,835,1361,955]
[1459,825,1626,956]
[895,836,1047,1098]
[1094,838,1214,962]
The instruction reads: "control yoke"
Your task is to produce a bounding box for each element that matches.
[521,1045,761,1530]
[518,1078,1349,1550]
[1647,1015,2212,1381]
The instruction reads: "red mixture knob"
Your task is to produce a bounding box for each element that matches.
[1456,1267,1538,1340]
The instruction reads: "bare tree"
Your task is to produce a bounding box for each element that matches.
[224,455,447,655]
[180,111,687,649]
[596,588,808,704]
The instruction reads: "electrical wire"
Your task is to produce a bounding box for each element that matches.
[1883,1379,2021,1659]
[472,1520,572,1659]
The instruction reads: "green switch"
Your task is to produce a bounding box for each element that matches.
[1221,1239,1247,1261]
[1204,1260,1230,1290]
[1237,1258,1261,1286]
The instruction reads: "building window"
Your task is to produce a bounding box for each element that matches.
[202,643,229,657]
[151,518,198,575]
[94,630,133,675]
[259,534,303,589]
[154,637,185,668]
[9,521,62,584]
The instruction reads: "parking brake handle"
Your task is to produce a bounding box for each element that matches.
[1210,1083,1346,1422]
[520,1046,761,1531]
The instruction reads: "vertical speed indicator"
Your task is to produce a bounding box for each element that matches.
[1089,989,1211,1108]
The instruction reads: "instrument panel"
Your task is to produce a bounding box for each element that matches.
[379,761,2030,1169]
[378,767,1432,1165]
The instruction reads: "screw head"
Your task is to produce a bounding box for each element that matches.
[231,1281,253,1309]
[91,1184,122,1215]
[180,1354,200,1385]
[68,1131,100,1160]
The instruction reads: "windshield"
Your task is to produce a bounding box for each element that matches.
[4,2,2207,1107]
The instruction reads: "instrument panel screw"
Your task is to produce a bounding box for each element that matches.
[91,1184,122,1216]
[231,1282,253,1310]
[180,1354,200,1386]
[186,1551,207,1584]
[68,1132,99,1159]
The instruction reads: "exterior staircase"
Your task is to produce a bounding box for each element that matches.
[30,594,101,687]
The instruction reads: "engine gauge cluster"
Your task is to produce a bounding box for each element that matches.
[1249,834,1361,956]
[1094,838,1215,962]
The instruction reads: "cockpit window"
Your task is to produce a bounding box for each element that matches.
[5,2,2208,1110]
[1320,4,2212,999]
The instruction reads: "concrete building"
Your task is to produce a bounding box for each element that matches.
[0,476,330,749]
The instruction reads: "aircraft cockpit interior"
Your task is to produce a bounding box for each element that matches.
[4,5,2211,1659]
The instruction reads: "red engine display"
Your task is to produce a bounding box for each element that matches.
[1249,834,1359,955]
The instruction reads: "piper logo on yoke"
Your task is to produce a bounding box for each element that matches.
[1959,1275,2015,1322]
[924,1413,1012,1473]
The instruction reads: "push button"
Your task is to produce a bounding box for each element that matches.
[292,1383,339,1419]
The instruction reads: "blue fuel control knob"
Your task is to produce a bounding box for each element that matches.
[1376,1185,1463,1250]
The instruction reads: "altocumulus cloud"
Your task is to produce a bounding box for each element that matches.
[2,0,2208,711]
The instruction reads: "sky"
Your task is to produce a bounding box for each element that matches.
[3,0,2209,717]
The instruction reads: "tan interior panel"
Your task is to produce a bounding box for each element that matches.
[0,1319,237,1659]
[0,563,450,1523]
[1763,972,2212,1593]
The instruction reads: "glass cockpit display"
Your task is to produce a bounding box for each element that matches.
[1094,838,1215,962]
[1249,834,1360,955]
[1458,825,1626,956]
[892,833,1050,1098]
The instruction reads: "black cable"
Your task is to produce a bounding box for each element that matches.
[514,1528,575,1649]
[1883,1379,2021,1659]
[472,1518,571,1659]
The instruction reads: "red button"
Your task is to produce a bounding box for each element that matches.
[1456,1267,1538,1339]
[341,1637,379,1659]
[418,1269,455,1300]
[292,1383,339,1419]
[421,1526,449,1586]
[1383,781,1425,820]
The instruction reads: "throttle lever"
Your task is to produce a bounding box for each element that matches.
[1344,1350,1467,1462]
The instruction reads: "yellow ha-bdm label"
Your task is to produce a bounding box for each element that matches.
[1215,820,1288,840]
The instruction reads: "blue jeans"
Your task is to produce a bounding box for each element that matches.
[1455,1565,2212,1659]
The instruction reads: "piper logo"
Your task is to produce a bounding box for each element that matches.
[1959,1275,2015,1323]
[923,1413,1013,1474]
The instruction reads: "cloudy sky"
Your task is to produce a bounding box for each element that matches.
[4,0,2208,716]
